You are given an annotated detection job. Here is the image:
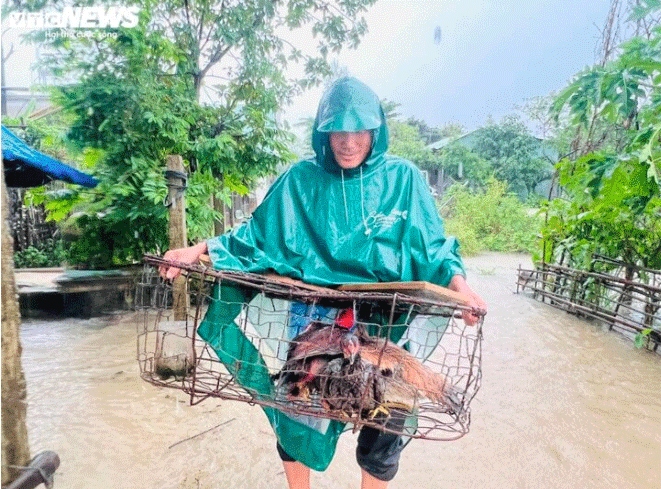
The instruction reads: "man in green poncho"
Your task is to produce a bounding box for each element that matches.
[160,77,486,489]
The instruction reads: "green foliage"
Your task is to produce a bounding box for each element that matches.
[440,180,542,256]
[381,99,402,121]
[430,115,554,196]
[542,22,661,270]
[404,117,449,144]
[436,122,465,141]
[30,0,377,267]
[437,143,492,187]
[4,117,98,251]
[471,116,554,197]
[387,120,440,171]
[14,239,68,268]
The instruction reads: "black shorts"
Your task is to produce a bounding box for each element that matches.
[276,415,407,482]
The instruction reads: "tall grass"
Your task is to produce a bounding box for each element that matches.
[440,180,542,256]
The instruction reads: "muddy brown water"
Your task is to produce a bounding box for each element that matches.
[20,253,661,488]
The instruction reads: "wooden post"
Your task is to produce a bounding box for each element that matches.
[166,155,188,321]
[1,170,31,485]
[213,194,224,236]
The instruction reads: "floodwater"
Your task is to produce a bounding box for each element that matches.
[20,253,661,489]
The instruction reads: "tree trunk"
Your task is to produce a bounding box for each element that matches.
[1,44,8,117]
[166,155,189,321]
[213,194,224,237]
[1,170,31,485]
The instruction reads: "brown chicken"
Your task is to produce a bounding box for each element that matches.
[273,309,360,399]
[317,322,458,417]
[275,309,460,418]
[353,323,451,404]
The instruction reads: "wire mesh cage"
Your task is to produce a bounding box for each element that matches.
[136,255,484,441]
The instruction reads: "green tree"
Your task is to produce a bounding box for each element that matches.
[405,116,444,144]
[381,98,402,122]
[33,0,378,267]
[541,6,661,271]
[471,115,553,198]
[440,179,542,255]
[437,122,465,141]
[437,143,491,187]
[387,119,440,171]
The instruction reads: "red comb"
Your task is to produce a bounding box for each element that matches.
[335,308,355,329]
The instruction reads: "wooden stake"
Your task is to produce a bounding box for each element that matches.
[167,155,188,321]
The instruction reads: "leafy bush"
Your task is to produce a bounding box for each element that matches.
[440,180,542,256]
[13,239,68,268]
[542,18,661,271]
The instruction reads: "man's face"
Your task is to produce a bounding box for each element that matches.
[329,130,373,169]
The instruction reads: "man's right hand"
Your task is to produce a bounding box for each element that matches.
[448,274,487,326]
[159,241,208,281]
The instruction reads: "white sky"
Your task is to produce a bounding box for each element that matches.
[283,0,611,131]
[2,0,612,131]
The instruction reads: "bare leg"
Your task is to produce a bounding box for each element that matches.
[283,461,310,489]
[361,469,388,489]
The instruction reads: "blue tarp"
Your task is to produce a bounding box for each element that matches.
[2,125,99,188]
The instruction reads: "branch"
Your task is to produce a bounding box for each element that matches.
[199,44,232,79]
[198,0,226,60]
[197,0,212,49]
[184,0,192,25]
[168,418,236,449]
[2,42,14,63]
[319,0,355,23]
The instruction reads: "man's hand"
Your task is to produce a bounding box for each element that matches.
[159,242,208,281]
[448,275,487,326]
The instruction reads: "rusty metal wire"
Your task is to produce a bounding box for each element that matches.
[517,262,660,351]
[136,256,484,441]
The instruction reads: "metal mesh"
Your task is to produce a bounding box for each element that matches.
[136,256,484,441]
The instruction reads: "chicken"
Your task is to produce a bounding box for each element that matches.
[353,323,451,404]
[315,346,452,418]
[275,308,461,419]
[316,318,460,418]
[316,356,386,415]
[273,309,360,400]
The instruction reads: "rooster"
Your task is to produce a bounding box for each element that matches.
[353,323,452,404]
[316,356,386,415]
[275,309,460,418]
[317,313,460,418]
[273,309,359,400]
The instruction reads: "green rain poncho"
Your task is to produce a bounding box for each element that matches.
[206,77,464,285]
[199,77,465,470]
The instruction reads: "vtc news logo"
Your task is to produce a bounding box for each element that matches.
[6,6,140,29]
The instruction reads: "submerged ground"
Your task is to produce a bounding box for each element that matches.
[20,253,661,488]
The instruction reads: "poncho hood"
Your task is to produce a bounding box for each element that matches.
[312,77,388,175]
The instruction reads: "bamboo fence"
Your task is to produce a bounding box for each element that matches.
[517,257,660,352]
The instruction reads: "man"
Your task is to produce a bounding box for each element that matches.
[161,77,486,489]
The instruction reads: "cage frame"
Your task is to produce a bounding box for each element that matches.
[137,254,484,441]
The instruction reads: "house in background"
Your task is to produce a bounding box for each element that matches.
[427,129,560,200]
